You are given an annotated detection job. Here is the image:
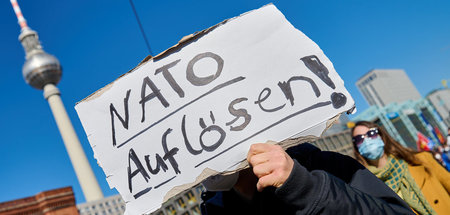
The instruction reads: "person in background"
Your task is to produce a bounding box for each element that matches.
[447,128,450,145]
[442,127,450,171]
[200,141,414,215]
[437,145,450,171]
[445,127,450,152]
[351,121,450,215]
[432,145,446,169]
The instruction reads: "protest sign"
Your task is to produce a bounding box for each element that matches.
[75,4,355,214]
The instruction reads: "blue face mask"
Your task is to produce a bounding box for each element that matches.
[358,136,385,160]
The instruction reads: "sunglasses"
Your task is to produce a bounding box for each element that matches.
[352,128,379,147]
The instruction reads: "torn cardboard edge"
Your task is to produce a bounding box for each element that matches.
[149,112,347,214]
[76,3,275,105]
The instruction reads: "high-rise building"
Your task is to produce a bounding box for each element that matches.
[0,187,79,215]
[356,69,421,107]
[426,88,450,127]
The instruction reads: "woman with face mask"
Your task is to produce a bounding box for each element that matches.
[351,121,450,215]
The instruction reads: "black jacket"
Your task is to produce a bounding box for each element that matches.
[201,143,414,215]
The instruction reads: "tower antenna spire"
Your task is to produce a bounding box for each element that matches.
[10,0,28,30]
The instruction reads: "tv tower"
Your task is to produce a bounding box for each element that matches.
[10,0,103,202]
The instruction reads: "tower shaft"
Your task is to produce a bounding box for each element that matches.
[44,84,104,202]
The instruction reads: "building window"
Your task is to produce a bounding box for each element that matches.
[165,204,177,215]
[390,116,416,149]
[325,137,337,150]
[318,139,326,149]
[421,108,444,135]
[369,84,384,106]
[191,205,201,215]
[373,118,383,128]
[195,186,204,195]
[337,135,348,147]
[185,191,197,205]
[407,114,431,137]
[176,198,186,210]
[361,87,376,106]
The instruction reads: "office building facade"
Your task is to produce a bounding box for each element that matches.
[150,185,203,215]
[77,194,125,215]
[78,184,204,215]
[353,99,447,149]
[312,129,354,158]
[356,69,421,107]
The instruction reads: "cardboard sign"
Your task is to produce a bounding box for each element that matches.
[75,4,354,214]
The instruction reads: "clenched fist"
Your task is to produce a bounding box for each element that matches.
[247,143,294,192]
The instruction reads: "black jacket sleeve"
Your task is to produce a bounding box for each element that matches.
[274,143,414,215]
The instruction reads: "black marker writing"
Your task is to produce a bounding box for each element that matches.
[199,112,226,151]
[301,55,335,89]
[128,148,150,193]
[331,92,347,109]
[145,154,168,175]
[110,89,131,147]
[117,76,245,148]
[278,76,320,106]
[182,112,227,155]
[139,76,170,123]
[182,115,203,155]
[226,98,251,131]
[155,59,185,98]
[195,101,333,168]
[127,129,181,198]
[161,128,181,174]
[187,52,224,86]
[254,87,285,112]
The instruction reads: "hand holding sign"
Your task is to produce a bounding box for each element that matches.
[247,143,294,192]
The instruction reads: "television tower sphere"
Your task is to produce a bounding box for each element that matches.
[17,25,62,90]
[22,51,62,89]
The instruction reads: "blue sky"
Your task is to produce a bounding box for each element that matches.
[0,0,449,204]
